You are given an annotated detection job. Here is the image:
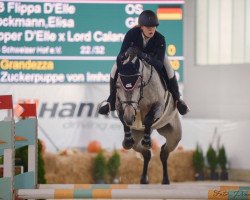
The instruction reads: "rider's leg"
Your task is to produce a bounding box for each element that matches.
[98,63,117,115]
[163,56,190,115]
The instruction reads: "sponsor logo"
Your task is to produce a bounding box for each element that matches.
[14,99,118,118]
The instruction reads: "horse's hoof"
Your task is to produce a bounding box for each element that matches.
[140,175,149,184]
[141,138,151,149]
[122,137,135,150]
[161,177,170,184]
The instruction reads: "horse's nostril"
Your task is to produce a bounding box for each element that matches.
[127,121,132,126]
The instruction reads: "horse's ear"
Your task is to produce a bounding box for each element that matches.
[123,55,132,64]
[129,54,137,63]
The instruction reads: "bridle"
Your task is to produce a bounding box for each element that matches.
[117,61,154,113]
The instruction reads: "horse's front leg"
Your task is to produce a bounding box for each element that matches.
[141,108,156,149]
[141,125,152,149]
[118,112,134,149]
[122,126,135,150]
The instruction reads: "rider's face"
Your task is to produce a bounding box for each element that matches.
[141,26,156,38]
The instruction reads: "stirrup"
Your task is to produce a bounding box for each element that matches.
[98,100,111,114]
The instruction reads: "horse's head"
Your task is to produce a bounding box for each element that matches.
[116,58,142,126]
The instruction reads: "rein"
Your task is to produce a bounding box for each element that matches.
[141,62,153,87]
[139,62,153,102]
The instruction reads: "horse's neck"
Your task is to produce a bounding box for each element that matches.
[139,60,163,87]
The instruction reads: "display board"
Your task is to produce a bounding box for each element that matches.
[0,0,184,83]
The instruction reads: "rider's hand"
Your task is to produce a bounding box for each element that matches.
[138,51,151,63]
[126,47,151,63]
[126,46,141,56]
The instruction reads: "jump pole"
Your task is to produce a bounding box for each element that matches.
[16,188,250,199]
[36,184,250,199]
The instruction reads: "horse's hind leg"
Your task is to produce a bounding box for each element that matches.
[158,115,182,184]
[132,130,151,184]
[160,143,170,184]
[140,149,151,184]
[141,104,159,149]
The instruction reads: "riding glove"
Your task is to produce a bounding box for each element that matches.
[126,47,139,57]
[126,47,151,62]
[126,47,163,71]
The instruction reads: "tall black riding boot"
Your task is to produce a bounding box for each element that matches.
[98,78,116,115]
[168,75,190,115]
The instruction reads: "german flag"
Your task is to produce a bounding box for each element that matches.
[157,7,183,20]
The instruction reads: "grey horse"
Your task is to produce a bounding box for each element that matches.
[116,56,182,184]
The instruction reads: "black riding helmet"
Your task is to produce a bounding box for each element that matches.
[138,10,159,27]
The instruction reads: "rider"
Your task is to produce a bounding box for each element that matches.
[98,10,189,115]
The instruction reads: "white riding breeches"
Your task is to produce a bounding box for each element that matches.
[163,56,174,78]
[110,62,118,79]
[110,55,174,79]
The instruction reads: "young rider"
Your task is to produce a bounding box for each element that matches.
[98,10,189,115]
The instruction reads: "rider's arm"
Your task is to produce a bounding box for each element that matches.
[117,29,135,61]
[138,37,166,71]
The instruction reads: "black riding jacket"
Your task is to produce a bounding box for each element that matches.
[118,27,166,71]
